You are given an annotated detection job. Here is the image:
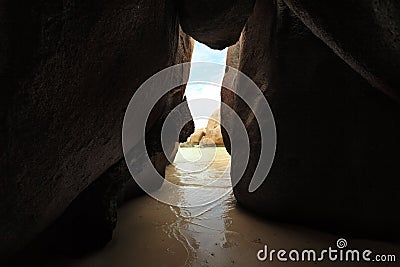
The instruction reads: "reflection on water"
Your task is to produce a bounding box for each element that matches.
[155,147,232,208]
[161,147,237,266]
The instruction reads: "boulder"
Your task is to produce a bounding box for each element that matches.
[283,0,400,102]
[221,42,241,153]
[222,0,400,240]
[119,27,194,203]
[199,138,215,147]
[226,41,241,69]
[205,109,224,146]
[178,0,256,49]
[188,109,224,146]
[189,128,206,143]
[0,0,193,260]
[51,28,194,257]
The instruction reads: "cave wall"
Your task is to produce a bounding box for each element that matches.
[283,0,400,102]
[36,27,195,257]
[220,41,240,154]
[0,0,193,260]
[221,0,400,240]
[2,0,400,262]
[120,27,194,203]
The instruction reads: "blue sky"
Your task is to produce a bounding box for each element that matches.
[186,41,228,129]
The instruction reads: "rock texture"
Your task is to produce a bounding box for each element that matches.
[178,0,256,49]
[40,167,126,257]
[189,128,206,143]
[283,0,400,102]
[221,41,241,154]
[120,28,194,203]
[0,0,193,260]
[222,0,400,240]
[204,109,224,146]
[189,109,224,146]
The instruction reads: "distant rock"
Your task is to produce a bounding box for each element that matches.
[188,109,224,146]
[189,128,206,143]
[204,109,224,146]
[199,138,216,147]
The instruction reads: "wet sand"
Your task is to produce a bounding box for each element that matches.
[18,148,400,266]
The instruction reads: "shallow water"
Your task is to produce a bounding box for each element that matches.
[24,147,400,267]
[160,147,236,266]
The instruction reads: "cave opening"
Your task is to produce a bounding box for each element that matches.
[164,40,232,208]
[185,41,228,131]
[157,40,236,260]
